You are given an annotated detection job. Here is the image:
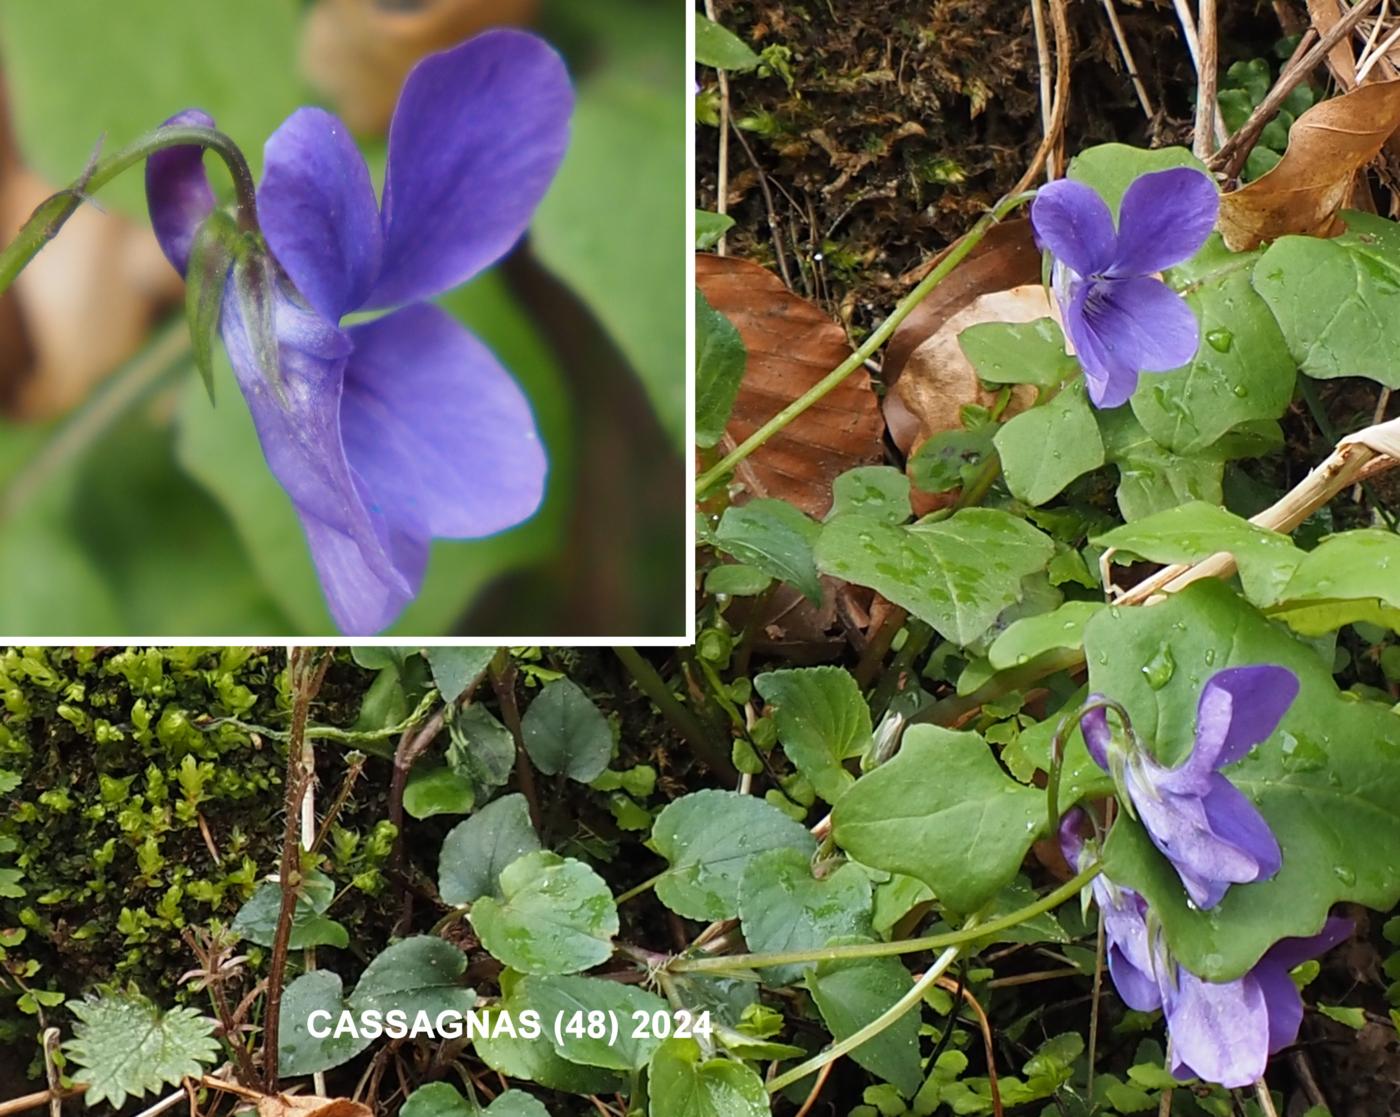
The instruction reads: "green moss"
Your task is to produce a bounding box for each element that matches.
[0,647,394,1064]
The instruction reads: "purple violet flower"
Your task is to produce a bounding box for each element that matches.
[1029,167,1219,408]
[1083,665,1295,909]
[145,30,572,634]
[1060,810,1353,1089]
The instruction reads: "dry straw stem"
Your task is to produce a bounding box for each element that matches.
[1113,415,1400,606]
[1013,0,1071,196]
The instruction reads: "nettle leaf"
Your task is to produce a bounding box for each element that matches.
[807,941,922,1097]
[1094,501,1302,605]
[405,765,477,820]
[424,647,497,702]
[1253,210,1400,387]
[279,936,478,1076]
[694,13,761,71]
[64,991,220,1108]
[995,381,1104,506]
[713,499,823,604]
[832,725,1045,914]
[517,973,669,1070]
[959,318,1077,388]
[1092,580,1400,980]
[647,1038,769,1117]
[816,509,1055,646]
[652,789,816,920]
[988,601,1105,670]
[439,793,541,905]
[697,288,747,448]
[231,868,348,950]
[737,848,874,984]
[1132,235,1295,455]
[754,666,872,803]
[828,466,913,525]
[1269,529,1400,634]
[520,678,613,783]
[470,851,618,974]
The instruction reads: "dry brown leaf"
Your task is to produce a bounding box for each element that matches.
[0,81,180,420]
[881,218,1041,463]
[256,1094,373,1117]
[301,0,538,135]
[695,253,884,518]
[1219,78,1400,251]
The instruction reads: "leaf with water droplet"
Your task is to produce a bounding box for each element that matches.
[1253,210,1400,389]
[1094,581,1400,981]
[994,380,1105,506]
[832,725,1046,915]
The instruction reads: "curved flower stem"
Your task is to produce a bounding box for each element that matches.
[666,863,1098,975]
[1046,695,1136,837]
[0,124,257,297]
[767,943,963,1094]
[695,189,1037,498]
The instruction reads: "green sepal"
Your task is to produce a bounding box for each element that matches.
[230,238,286,406]
[184,209,239,405]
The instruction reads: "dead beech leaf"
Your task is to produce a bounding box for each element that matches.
[256,1094,373,1117]
[882,219,1041,461]
[302,0,538,134]
[1219,79,1400,251]
[695,254,884,518]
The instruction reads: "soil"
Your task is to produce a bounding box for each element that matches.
[698,0,1283,333]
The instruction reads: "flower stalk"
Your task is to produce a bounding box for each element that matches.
[0,124,257,297]
[665,863,1099,975]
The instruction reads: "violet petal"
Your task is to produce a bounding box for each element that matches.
[1030,178,1117,277]
[145,109,217,274]
[1264,915,1355,971]
[1165,969,1269,1088]
[1063,282,1140,408]
[1173,665,1300,786]
[1197,773,1282,883]
[1080,276,1200,376]
[300,516,427,636]
[1109,166,1219,278]
[257,107,383,322]
[366,29,573,309]
[340,303,547,541]
[1081,702,1114,771]
[218,285,411,614]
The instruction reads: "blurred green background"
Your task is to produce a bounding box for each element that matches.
[0,0,684,637]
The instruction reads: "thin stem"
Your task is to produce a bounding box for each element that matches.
[1046,695,1134,837]
[0,124,257,296]
[667,864,1098,974]
[696,190,1036,497]
[614,871,665,905]
[767,944,962,1094]
[1193,0,1219,160]
[616,647,737,779]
